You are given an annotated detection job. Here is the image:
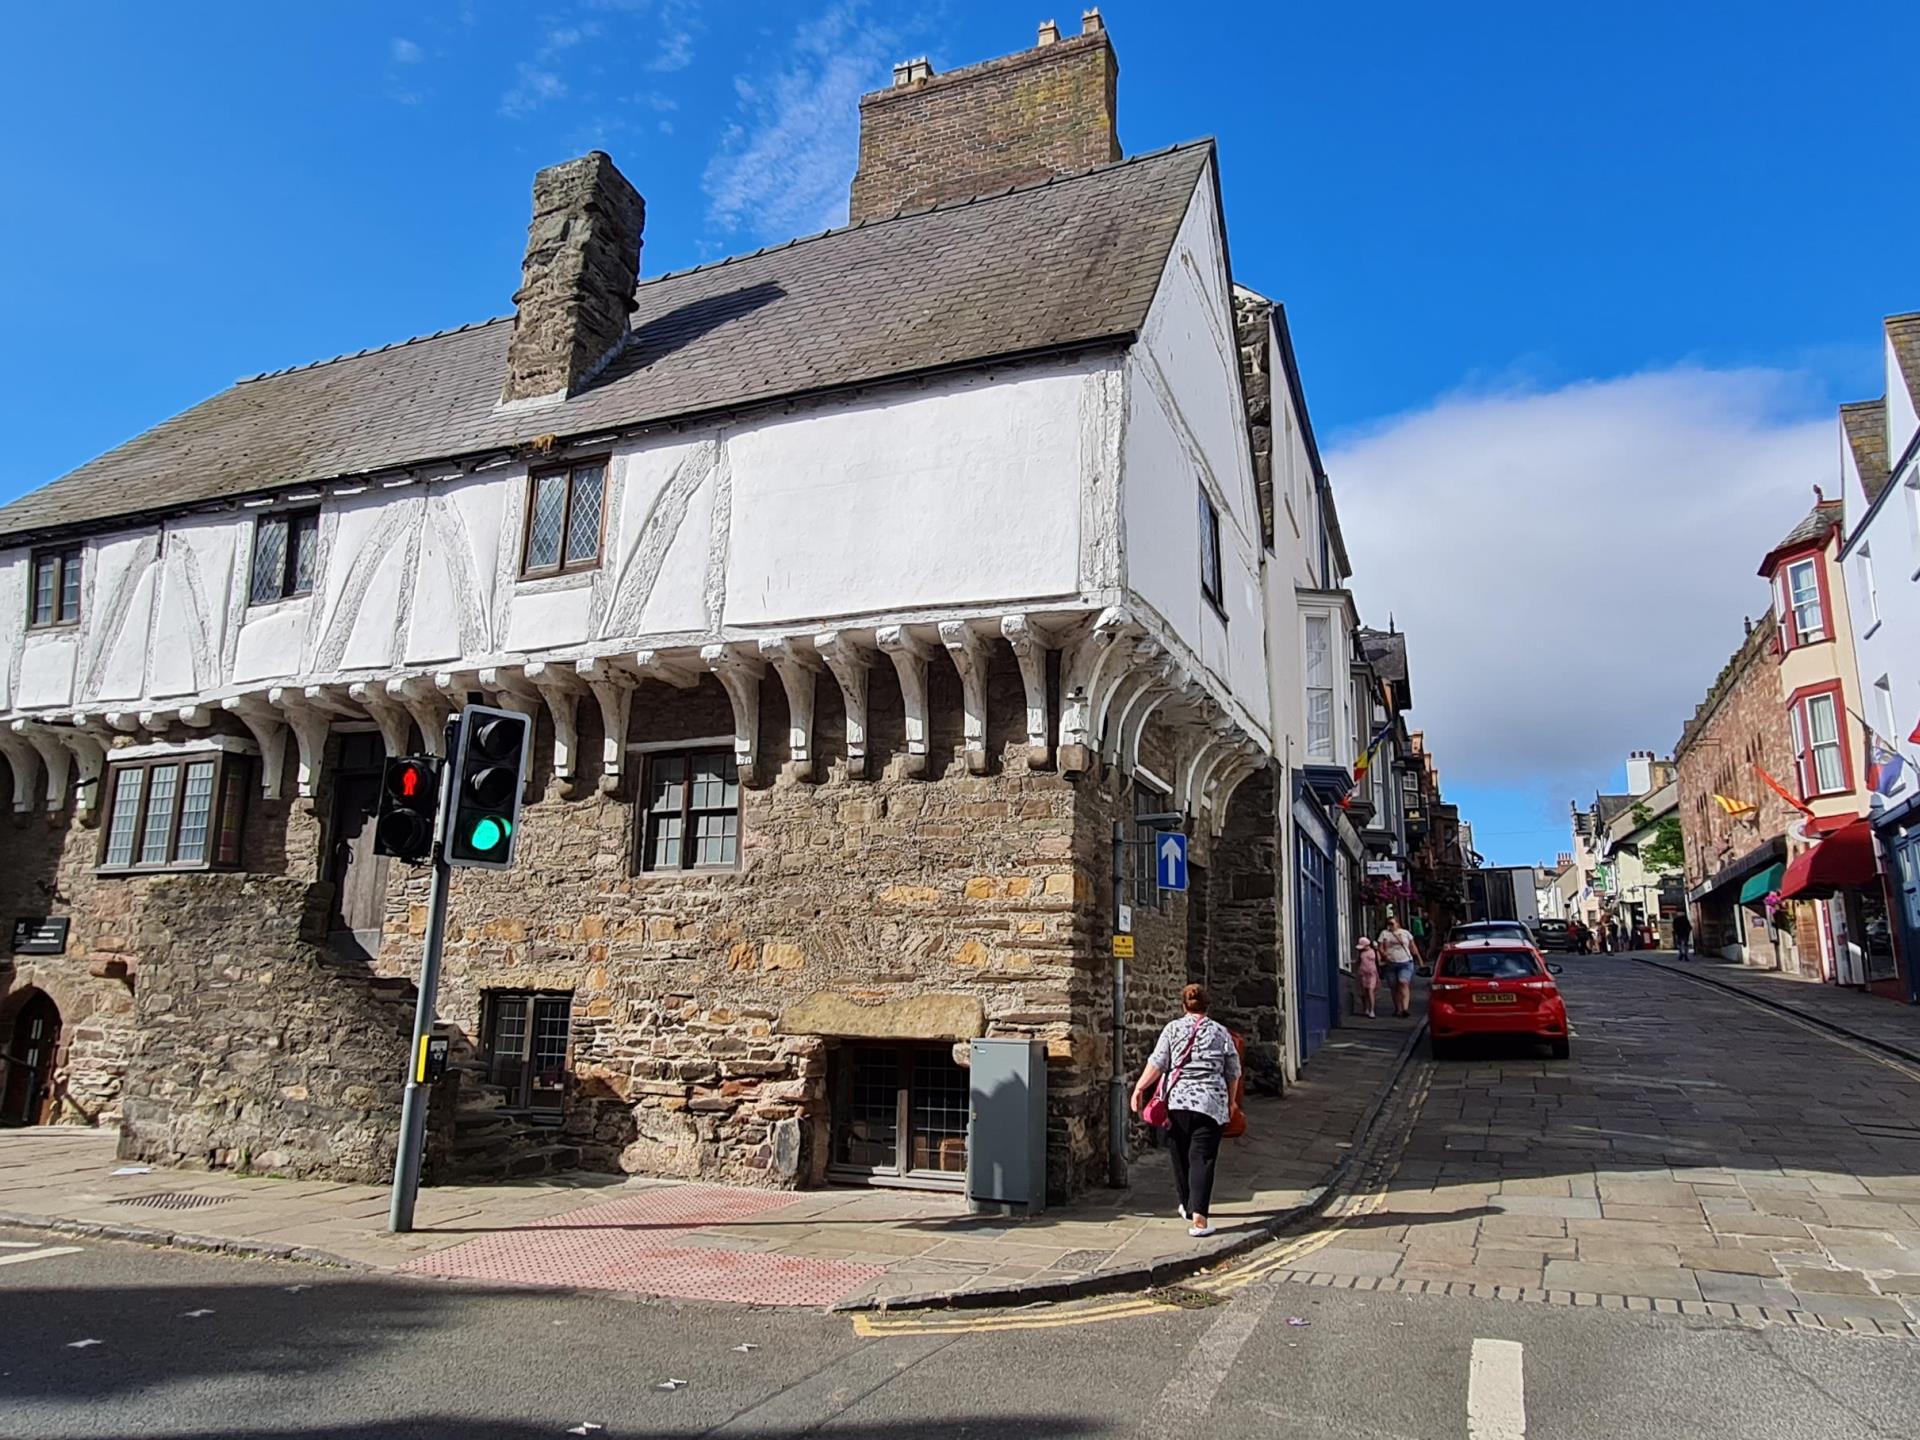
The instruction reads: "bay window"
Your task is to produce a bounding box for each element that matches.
[1777,557,1827,648]
[99,752,250,872]
[1788,687,1848,799]
[1304,615,1333,761]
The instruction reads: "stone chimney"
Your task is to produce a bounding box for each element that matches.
[849,11,1121,223]
[1626,751,1654,797]
[501,151,646,407]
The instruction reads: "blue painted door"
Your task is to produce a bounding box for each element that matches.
[1296,832,1332,1059]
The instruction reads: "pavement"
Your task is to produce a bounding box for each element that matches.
[1263,954,1920,1336]
[4,1221,1917,1439]
[0,1003,1422,1312]
[1636,948,1920,1063]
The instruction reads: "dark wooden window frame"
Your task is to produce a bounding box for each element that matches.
[480,989,573,1115]
[27,545,83,629]
[248,507,322,605]
[637,746,742,873]
[518,458,609,579]
[1198,488,1226,616]
[96,751,251,874]
[827,1041,969,1192]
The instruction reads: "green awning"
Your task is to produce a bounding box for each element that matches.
[1739,862,1785,905]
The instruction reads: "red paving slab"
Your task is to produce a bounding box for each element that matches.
[398,1183,885,1307]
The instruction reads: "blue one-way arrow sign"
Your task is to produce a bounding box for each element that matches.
[1156,831,1188,892]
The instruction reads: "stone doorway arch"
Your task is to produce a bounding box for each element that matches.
[0,989,62,1126]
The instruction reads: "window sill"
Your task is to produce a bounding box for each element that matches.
[1203,592,1230,625]
[245,590,313,612]
[95,863,228,878]
[632,865,746,884]
[24,620,81,634]
[516,567,600,594]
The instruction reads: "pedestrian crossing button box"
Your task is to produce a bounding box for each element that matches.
[967,1038,1047,1216]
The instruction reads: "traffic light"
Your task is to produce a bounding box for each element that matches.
[447,704,531,870]
[374,756,442,862]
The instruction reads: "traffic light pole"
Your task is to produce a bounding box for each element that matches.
[388,845,450,1232]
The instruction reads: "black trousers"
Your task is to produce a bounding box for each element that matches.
[1167,1109,1223,1216]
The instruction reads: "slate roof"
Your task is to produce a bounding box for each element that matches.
[1889,312,1920,421]
[1356,628,1407,684]
[0,142,1215,542]
[1595,794,1636,827]
[1841,398,1889,505]
[1758,499,1842,576]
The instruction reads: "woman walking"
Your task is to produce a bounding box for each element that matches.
[1355,936,1381,1018]
[1377,915,1420,1018]
[1131,984,1242,1238]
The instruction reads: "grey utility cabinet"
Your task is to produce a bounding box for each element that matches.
[966,1038,1047,1215]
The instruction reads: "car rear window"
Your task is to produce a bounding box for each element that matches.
[1440,950,1542,979]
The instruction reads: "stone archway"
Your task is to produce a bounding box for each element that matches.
[0,988,62,1126]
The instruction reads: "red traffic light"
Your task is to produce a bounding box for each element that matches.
[387,759,433,802]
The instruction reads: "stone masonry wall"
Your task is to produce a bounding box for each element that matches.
[118,874,433,1180]
[0,722,316,1127]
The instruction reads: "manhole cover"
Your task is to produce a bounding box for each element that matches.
[113,1192,234,1211]
[1148,1285,1227,1309]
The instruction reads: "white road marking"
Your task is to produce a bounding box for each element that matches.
[180,1309,215,1318]
[0,1240,43,1249]
[66,1339,102,1350]
[1468,1338,1526,1440]
[1135,1278,1285,1435]
[0,1246,83,1268]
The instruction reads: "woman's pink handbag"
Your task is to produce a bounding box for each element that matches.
[1142,1019,1204,1129]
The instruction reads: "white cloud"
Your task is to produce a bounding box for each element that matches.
[648,0,698,72]
[702,2,896,240]
[500,62,569,118]
[390,37,423,64]
[1329,368,1834,800]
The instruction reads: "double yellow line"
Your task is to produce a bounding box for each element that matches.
[855,1065,1431,1336]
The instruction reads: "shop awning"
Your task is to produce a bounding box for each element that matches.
[1737,863,1785,905]
[1779,819,1879,900]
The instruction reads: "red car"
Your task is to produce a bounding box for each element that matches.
[1428,940,1571,1060]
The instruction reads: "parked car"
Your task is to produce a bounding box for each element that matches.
[1447,920,1536,948]
[1532,918,1573,952]
[1429,942,1571,1060]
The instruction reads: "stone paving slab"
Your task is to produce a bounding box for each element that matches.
[0,1004,1426,1310]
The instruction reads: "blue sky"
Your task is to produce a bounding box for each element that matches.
[3,1,1915,862]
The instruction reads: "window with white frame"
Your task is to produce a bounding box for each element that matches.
[1778,557,1826,646]
[1859,543,1880,627]
[1304,615,1334,760]
[1877,675,1899,746]
[1789,689,1847,798]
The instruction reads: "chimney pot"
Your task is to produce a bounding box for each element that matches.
[1082,7,1104,33]
[1038,19,1060,45]
[501,151,645,408]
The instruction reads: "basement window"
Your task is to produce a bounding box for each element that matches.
[521,460,606,576]
[249,509,320,604]
[98,753,250,872]
[828,1043,968,1191]
[482,991,572,1114]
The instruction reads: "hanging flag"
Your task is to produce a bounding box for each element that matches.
[1755,763,1814,816]
[1867,734,1906,796]
[1712,793,1757,819]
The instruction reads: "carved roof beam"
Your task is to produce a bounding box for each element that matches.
[1092,636,1165,759]
[267,687,336,800]
[816,631,875,779]
[1058,606,1134,773]
[759,638,822,781]
[876,626,936,779]
[137,704,212,730]
[0,728,44,812]
[700,644,766,786]
[347,682,415,758]
[635,649,704,690]
[1000,615,1053,769]
[11,721,73,812]
[524,661,588,785]
[574,656,636,793]
[939,620,992,776]
[221,696,290,799]
[386,675,453,757]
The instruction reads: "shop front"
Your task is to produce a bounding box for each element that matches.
[1780,818,1908,999]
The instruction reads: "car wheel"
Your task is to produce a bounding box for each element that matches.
[1430,1036,1453,1061]
[1550,1038,1571,1060]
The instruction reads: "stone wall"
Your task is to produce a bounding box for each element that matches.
[850,26,1120,223]
[118,874,430,1180]
[0,722,315,1126]
[1197,765,1284,1091]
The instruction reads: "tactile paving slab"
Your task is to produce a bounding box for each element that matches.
[399,1183,885,1307]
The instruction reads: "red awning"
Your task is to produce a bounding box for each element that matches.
[1779,819,1879,899]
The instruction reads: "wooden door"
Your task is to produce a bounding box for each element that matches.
[0,992,61,1126]
[328,765,390,960]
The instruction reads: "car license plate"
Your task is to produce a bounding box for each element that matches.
[1472,993,1518,1005]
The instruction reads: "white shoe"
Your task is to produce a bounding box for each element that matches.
[1189,1223,1215,1238]
[1178,1205,1188,1220]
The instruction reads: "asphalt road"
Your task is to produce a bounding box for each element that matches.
[3,957,1919,1439]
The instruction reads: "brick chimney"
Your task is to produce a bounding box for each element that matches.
[501,151,646,407]
[848,10,1121,223]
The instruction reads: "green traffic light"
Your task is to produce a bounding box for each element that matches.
[467,816,511,853]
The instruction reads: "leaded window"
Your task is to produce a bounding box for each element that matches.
[521,461,606,576]
[29,546,82,627]
[249,509,320,604]
[98,753,250,872]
